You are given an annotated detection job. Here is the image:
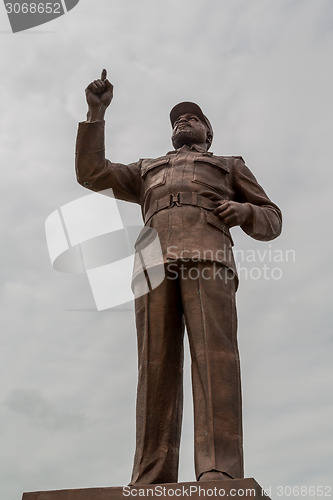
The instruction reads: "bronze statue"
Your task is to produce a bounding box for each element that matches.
[75,70,282,485]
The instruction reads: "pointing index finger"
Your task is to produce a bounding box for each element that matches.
[101,69,107,81]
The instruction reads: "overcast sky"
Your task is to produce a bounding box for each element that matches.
[0,1,332,499]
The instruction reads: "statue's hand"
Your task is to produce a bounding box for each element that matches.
[214,201,252,228]
[85,69,114,122]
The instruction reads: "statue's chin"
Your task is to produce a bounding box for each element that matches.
[172,130,200,149]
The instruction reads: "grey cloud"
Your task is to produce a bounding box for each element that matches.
[4,388,87,431]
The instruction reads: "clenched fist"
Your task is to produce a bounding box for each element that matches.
[85,69,113,122]
[214,201,252,228]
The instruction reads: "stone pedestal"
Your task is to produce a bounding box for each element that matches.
[22,478,271,499]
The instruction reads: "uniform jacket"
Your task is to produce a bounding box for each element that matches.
[75,121,282,277]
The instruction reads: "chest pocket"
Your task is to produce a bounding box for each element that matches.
[141,157,170,197]
[192,156,229,194]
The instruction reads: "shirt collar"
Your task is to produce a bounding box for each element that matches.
[167,144,211,155]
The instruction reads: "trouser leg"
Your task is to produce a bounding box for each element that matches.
[180,262,243,480]
[130,269,185,485]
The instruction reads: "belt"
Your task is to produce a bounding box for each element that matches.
[144,192,218,223]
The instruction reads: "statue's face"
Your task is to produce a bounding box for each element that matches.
[172,113,208,150]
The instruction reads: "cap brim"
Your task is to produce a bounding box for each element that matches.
[170,102,206,127]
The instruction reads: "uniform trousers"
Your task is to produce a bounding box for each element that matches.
[130,261,243,485]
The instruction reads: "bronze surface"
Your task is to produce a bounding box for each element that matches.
[75,70,282,484]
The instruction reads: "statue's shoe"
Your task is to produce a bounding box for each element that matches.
[199,471,232,481]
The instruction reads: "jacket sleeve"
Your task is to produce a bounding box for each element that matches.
[75,120,141,204]
[232,157,282,241]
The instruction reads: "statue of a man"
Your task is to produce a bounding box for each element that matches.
[75,70,282,485]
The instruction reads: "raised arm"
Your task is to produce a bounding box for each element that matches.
[75,70,141,204]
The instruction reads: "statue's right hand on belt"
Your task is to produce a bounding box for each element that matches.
[85,69,113,123]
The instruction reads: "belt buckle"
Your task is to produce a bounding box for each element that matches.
[170,192,182,207]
